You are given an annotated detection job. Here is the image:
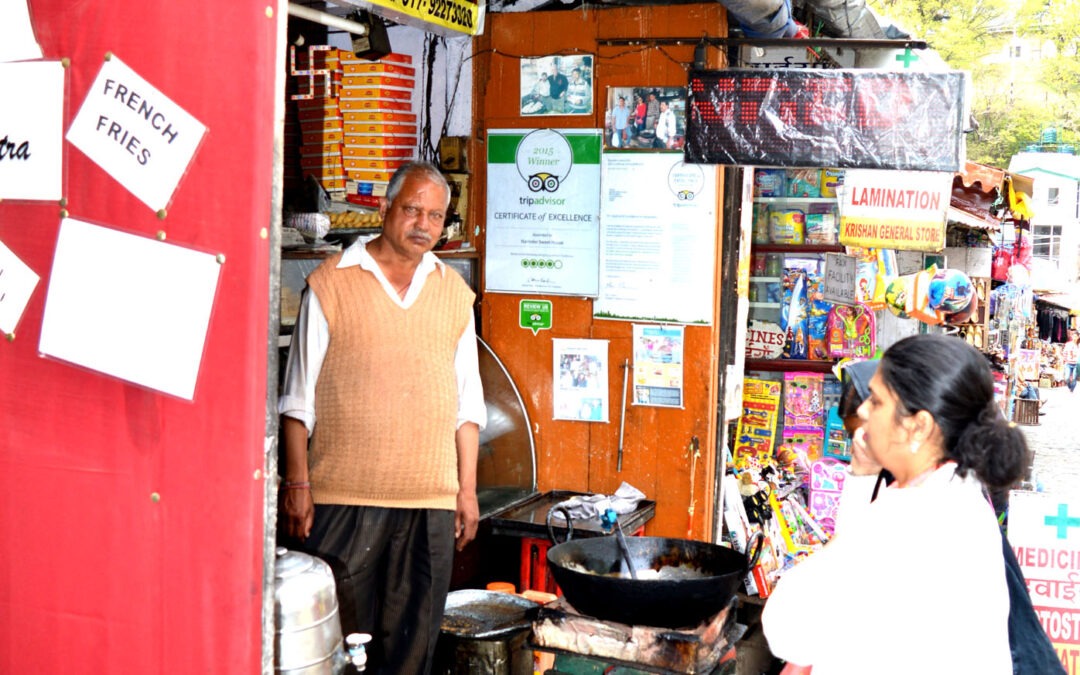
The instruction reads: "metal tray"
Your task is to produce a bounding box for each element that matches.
[441,589,539,640]
[488,490,656,540]
[322,227,381,247]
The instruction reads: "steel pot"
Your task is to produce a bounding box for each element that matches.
[546,534,762,628]
[274,547,349,675]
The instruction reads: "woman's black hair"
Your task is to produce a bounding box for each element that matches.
[877,334,1029,490]
[838,360,877,419]
[837,384,862,419]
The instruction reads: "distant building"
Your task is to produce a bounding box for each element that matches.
[1009,133,1080,284]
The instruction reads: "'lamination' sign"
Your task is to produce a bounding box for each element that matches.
[685,69,965,172]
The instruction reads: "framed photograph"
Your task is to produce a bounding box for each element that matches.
[520,55,594,117]
[603,86,687,151]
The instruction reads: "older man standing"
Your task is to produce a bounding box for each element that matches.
[279,161,485,674]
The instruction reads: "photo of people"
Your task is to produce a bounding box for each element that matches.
[520,55,594,117]
[603,86,687,151]
[552,338,609,422]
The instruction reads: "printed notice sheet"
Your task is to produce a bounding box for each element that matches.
[38,218,221,400]
[595,153,717,323]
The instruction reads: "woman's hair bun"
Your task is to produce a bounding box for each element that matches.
[952,403,1029,490]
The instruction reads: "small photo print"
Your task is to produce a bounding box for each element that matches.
[520,55,594,117]
[603,86,687,151]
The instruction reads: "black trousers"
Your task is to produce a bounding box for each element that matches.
[303,504,455,675]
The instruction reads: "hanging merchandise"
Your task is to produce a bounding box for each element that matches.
[991,245,1013,282]
[992,221,1033,282]
[1013,227,1033,269]
[906,266,945,325]
[1007,176,1035,221]
[927,268,975,314]
[884,275,911,318]
[944,291,979,326]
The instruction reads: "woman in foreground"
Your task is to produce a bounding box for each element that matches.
[763,334,1029,674]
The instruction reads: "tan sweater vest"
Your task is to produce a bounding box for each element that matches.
[306,254,475,510]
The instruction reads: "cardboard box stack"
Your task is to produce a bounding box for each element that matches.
[339,51,417,205]
[288,47,418,202]
[290,46,346,195]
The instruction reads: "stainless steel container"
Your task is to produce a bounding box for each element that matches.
[274,547,349,675]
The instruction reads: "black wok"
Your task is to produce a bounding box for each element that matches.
[546,534,762,628]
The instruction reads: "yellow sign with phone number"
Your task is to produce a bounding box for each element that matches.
[367,0,482,37]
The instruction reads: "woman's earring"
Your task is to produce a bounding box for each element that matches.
[910,441,920,455]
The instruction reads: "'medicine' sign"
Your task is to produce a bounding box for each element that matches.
[1008,490,1080,673]
[67,55,206,212]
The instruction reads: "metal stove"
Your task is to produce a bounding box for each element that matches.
[531,596,743,674]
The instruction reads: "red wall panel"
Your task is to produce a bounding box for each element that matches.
[0,2,281,672]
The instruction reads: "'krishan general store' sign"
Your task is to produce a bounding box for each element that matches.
[838,169,953,252]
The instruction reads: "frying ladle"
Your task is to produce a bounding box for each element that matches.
[613,520,639,580]
[547,505,640,579]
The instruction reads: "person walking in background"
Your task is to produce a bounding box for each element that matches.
[279,162,486,674]
[764,334,1029,674]
[1064,329,1078,392]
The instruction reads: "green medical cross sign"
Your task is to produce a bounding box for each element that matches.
[896,47,919,69]
[1044,503,1080,539]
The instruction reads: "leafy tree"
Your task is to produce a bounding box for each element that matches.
[871,0,1079,164]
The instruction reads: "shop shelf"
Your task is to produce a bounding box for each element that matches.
[753,243,844,254]
[744,358,836,373]
[753,197,836,204]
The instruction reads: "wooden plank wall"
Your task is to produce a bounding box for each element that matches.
[470,5,729,539]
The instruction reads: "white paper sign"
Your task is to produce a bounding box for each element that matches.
[0,1,43,63]
[66,56,207,211]
[822,253,857,306]
[0,239,40,334]
[39,218,221,400]
[0,61,64,201]
[595,153,717,324]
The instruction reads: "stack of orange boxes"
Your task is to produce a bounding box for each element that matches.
[288,47,418,203]
[338,51,417,203]
[292,47,347,194]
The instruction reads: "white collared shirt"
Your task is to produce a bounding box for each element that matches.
[278,241,487,435]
